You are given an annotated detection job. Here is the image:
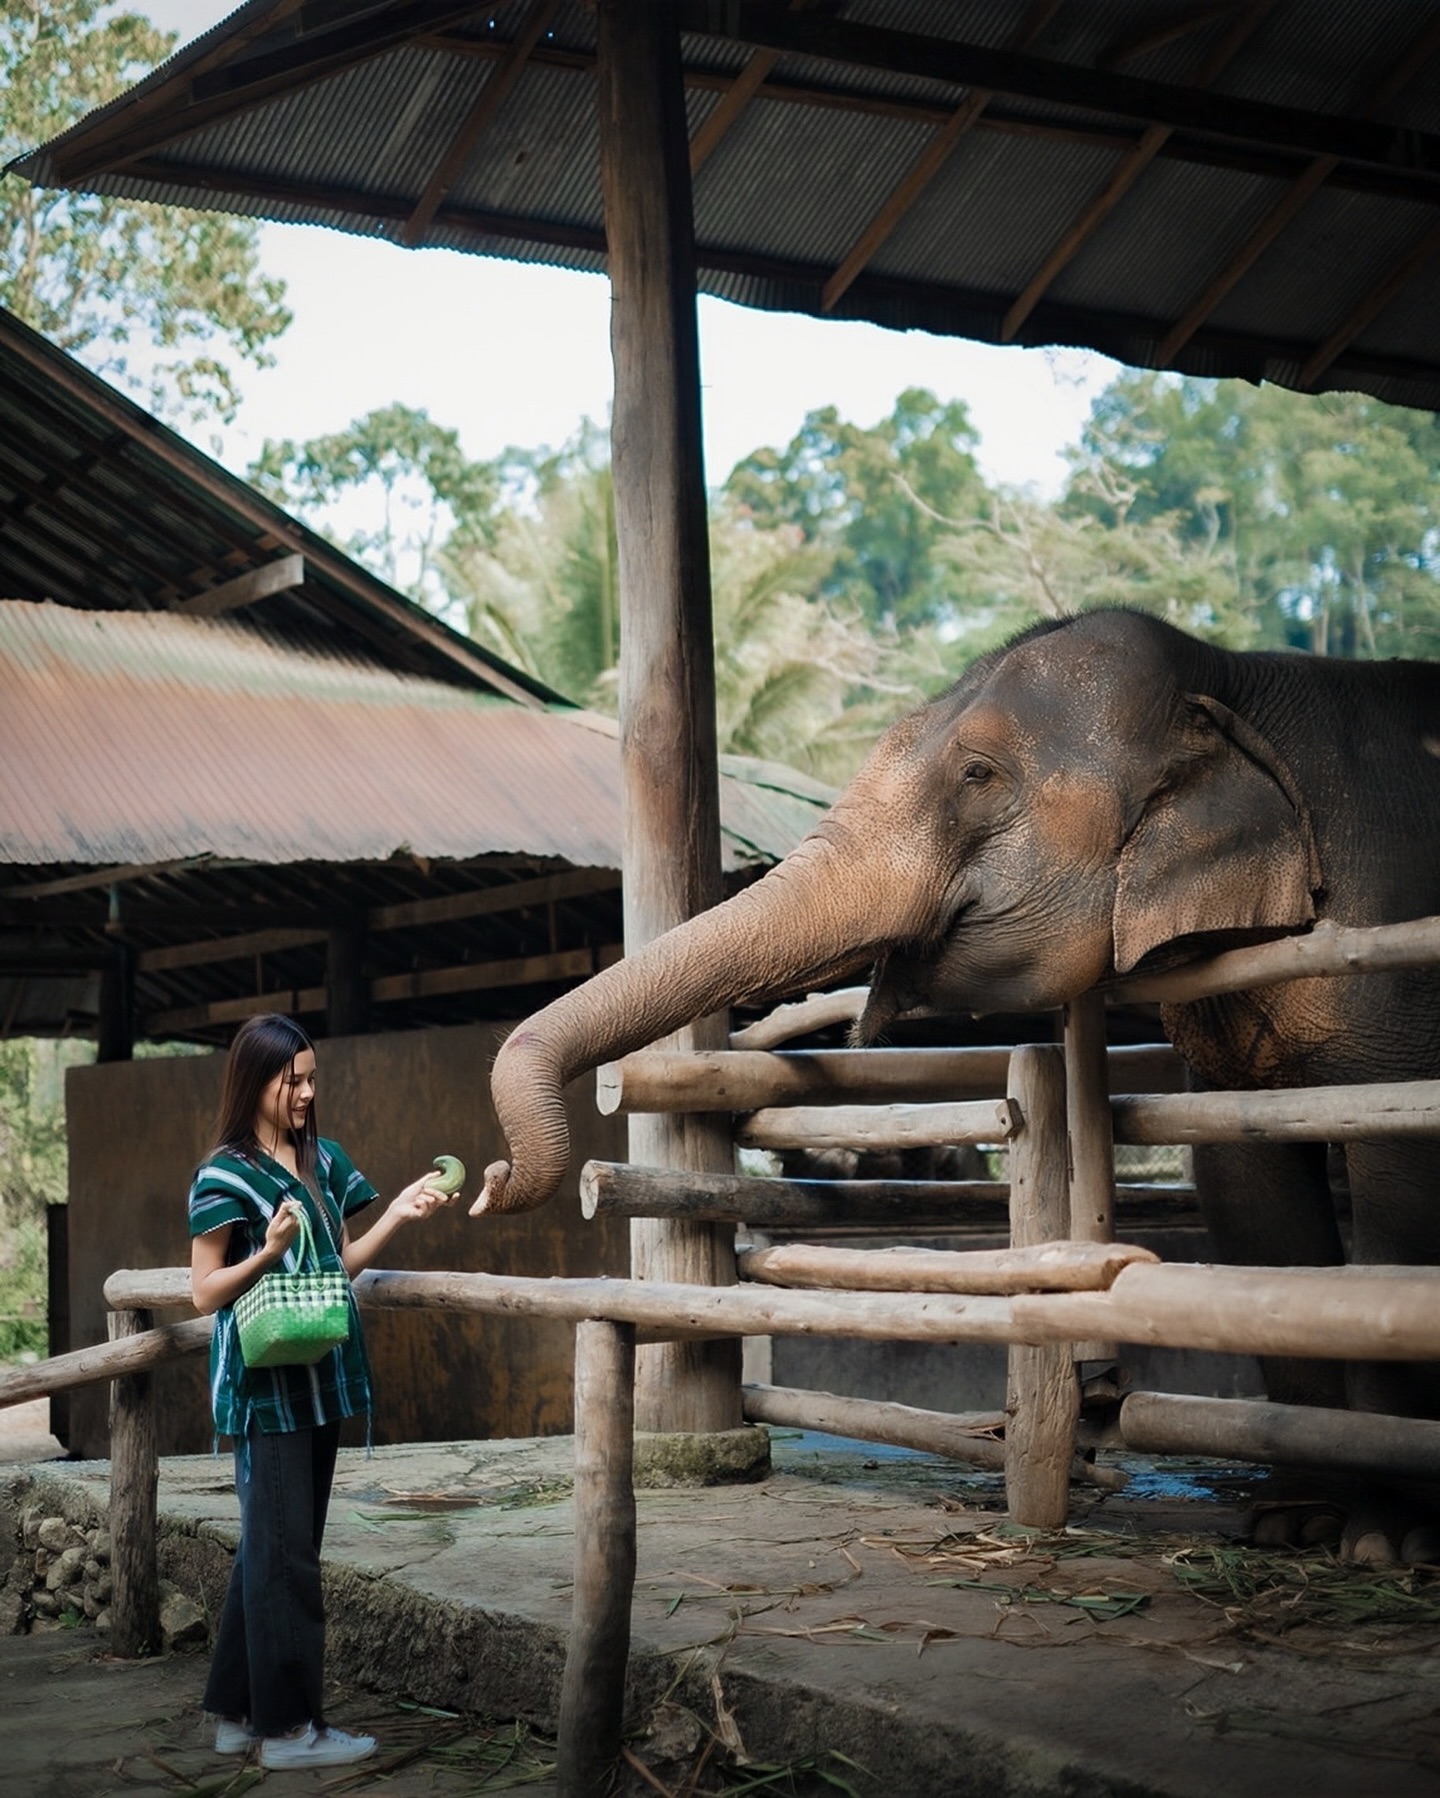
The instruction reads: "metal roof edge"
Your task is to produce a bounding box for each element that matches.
[0,303,569,709]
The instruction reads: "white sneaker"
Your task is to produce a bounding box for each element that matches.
[212,1717,254,1755]
[259,1723,378,1770]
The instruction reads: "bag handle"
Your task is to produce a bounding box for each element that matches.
[283,1202,320,1273]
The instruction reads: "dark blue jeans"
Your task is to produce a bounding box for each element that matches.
[202,1417,341,1737]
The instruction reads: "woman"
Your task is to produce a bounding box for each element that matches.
[189,1013,454,1771]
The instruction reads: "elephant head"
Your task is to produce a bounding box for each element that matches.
[476,609,1321,1214]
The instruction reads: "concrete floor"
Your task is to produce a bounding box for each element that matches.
[4,1424,1440,1796]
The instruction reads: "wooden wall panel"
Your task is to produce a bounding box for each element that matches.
[64,1024,629,1456]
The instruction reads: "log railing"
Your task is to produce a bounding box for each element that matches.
[9,912,1440,1795]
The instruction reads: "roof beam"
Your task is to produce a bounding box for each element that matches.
[134,867,623,974]
[84,158,1439,398]
[1000,1,1275,342]
[143,943,619,1033]
[401,0,558,247]
[136,926,327,973]
[680,2,1440,187]
[173,553,305,615]
[417,30,1440,201]
[1156,14,1440,364]
[50,0,489,183]
[820,0,1062,314]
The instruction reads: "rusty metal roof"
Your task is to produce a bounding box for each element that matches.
[0,597,832,1042]
[0,597,830,872]
[11,1,1440,409]
[0,303,564,707]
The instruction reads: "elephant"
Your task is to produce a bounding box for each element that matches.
[475,607,1440,1557]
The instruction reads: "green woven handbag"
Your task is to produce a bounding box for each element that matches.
[233,1203,352,1369]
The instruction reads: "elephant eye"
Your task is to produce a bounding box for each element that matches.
[962,760,993,785]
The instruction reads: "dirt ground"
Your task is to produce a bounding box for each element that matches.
[0,1632,561,1797]
[7,1399,1440,1797]
[0,1402,561,1796]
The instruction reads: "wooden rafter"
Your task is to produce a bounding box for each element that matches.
[142,942,622,1033]
[817,0,1064,315]
[1298,217,1440,390]
[1156,15,1440,365]
[131,866,623,976]
[686,0,827,178]
[820,89,991,313]
[173,553,305,615]
[1000,1,1276,344]
[688,47,779,176]
[401,0,559,247]
[0,317,548,707]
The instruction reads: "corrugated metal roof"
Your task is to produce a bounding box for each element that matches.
[12,0,1440,409]
[0,305,565,707]
[0,599,830,873]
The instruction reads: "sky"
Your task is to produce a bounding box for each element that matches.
[142,1,1124,499]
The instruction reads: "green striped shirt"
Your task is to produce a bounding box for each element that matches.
[188,1139,377,1438]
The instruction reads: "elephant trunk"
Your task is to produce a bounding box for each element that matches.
[475,817,938,1213]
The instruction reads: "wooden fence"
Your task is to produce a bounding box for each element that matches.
[5,911,1440,1794]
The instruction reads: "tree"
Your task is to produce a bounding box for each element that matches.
[250,403,500,622]
[1066,372,1440,656]
[2,0,290,425]
[725,388,990,631]
[0,1038,80,1359]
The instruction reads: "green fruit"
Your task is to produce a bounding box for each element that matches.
[431,1154,466,1195]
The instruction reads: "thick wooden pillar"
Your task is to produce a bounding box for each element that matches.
[596,0,741,1434]
[97,940,134,1062]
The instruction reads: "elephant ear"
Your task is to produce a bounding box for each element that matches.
[1113,693,1322,976]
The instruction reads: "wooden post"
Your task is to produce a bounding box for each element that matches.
[556,1319,637,1798]
[107,1308,160,1657]
[97,938,134,1062]
[1004,1045,1077,1529]
[596,0,741,1436]
[326,921,368,1037]
[1063,991,1118,1363]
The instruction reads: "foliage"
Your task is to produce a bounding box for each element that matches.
[253,373,1440,793]
[725,388,989,631]
[1065,372,1440,656]
[1,0,290,425]
[250,402,500,620]
[0,1039,87,1358]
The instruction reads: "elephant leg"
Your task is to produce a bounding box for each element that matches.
[1334,1137,1440,1563]
[1191,1138,1347,1411]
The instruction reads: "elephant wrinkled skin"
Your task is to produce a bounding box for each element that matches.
[477,609,1440,1555]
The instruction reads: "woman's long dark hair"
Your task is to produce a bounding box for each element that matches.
[209,1014,319,1183]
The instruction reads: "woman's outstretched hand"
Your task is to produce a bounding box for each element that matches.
[386,1172,458,1225]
